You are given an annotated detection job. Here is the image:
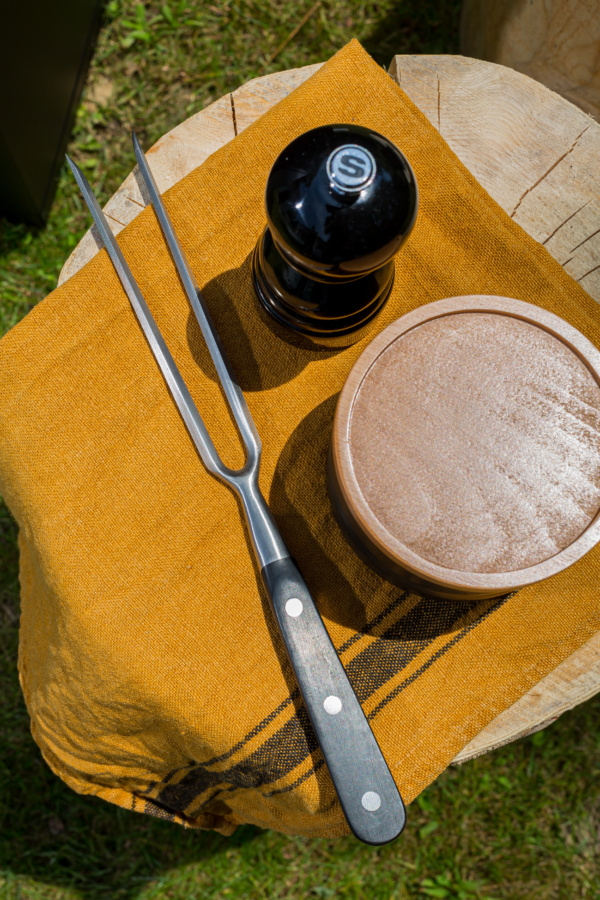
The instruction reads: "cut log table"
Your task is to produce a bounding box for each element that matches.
[461,0,600,122]
[58,55,600,765]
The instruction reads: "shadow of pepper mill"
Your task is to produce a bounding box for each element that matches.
[252,124,419,347]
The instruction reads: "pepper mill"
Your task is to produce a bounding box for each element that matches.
[252,124,418,347]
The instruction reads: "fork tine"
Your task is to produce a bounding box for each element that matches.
[131,132,260,463]
[66,153,234,483]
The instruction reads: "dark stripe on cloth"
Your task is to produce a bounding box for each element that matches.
[150,591,411,791]
[152,593,509,814]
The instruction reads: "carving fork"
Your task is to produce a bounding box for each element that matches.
[66,136,406,845]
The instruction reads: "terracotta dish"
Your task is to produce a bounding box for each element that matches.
[328,296,600,600]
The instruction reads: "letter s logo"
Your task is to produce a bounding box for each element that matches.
[327,145,376,192]
[337,154,367,179]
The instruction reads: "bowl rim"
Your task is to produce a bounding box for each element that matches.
[331,294,600,592]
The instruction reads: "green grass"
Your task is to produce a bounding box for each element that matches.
[2,1,600,898]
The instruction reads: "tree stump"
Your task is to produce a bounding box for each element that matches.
[58,55,600,765]
[460,0,600,122]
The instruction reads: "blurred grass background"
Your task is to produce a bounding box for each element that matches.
[1,2,600,898]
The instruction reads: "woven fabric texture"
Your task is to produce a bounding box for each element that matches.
[1,40,599,839]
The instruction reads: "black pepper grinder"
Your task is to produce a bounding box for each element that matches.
[251,124,418,347]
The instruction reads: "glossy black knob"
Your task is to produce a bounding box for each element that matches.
[252,124,418,347]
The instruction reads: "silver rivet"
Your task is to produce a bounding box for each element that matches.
[285,597,303,617]
[361,791,381,811]
[323,695,342,715]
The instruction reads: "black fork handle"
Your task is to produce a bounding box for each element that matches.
[261,557,406,845]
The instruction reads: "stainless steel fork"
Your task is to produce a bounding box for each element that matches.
[66,136,406,845]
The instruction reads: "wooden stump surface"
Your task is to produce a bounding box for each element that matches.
[58,55,600,765]
[461,0,600,122]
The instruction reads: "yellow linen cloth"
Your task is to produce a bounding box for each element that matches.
[1,40,599,839]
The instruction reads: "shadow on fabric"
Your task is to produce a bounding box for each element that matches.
[186,251,341,393]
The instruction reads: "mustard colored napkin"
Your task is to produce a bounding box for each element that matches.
[1,40,599,839]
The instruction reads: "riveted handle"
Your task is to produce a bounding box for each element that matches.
[261,557,406,845]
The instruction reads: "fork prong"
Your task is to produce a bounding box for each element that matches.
[66,153,231,482]
[131,132,261,462]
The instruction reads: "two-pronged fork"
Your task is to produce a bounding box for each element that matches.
[66,135,406,845]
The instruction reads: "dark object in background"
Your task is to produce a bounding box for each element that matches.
[252,124,418,347]
[0,0,104,227]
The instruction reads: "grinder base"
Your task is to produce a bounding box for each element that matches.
[252,226,394,349]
